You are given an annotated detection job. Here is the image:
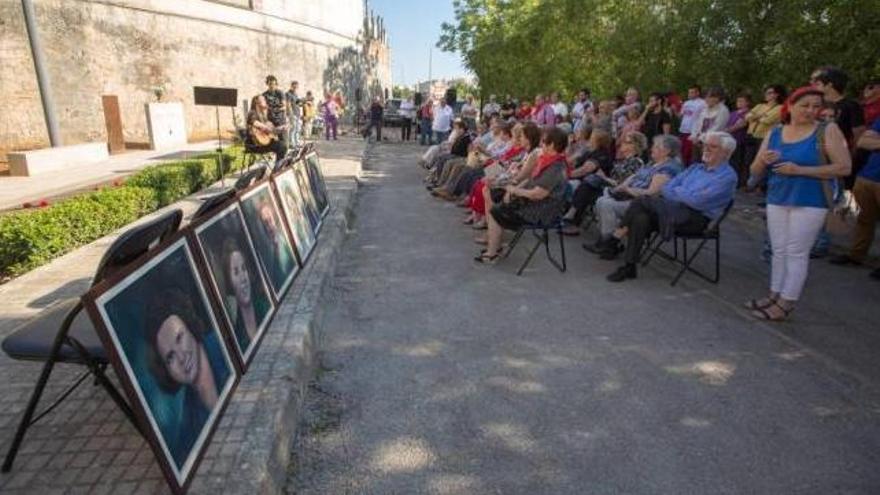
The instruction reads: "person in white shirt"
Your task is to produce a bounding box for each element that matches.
[571,88,593,133]
[689,86,729,163]
[460,95,478,130]
[677,85,707,164]
[399,98,416,141]
[431,99,454,144]
[482,94,501,119]
[551,92,569,123]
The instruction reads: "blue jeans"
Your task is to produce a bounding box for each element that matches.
[433,130,449,145]
[419,118,432,145]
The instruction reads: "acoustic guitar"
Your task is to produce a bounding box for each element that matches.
[251,122,290,146]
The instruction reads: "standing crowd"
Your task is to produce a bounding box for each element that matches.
[416,65,880,322]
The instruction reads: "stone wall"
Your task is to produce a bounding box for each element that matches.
[0,0,392,160]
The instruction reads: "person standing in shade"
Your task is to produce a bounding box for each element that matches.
[285,81,303,148]
[302,91,316,139]
[744,85,786,180]
[572,88,593,134]
[482,94,501,120]
[460,95,478,131]
[321,92,339,141]
[677,85,707,165]
[418,97,434,146]
[399,97,416,141]
[364,96,384,142]
[263,75,289,145]
[432,99,454,145]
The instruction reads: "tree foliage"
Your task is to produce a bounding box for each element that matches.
[439,0,880,99]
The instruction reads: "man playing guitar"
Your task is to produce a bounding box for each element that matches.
[247,94,288,164]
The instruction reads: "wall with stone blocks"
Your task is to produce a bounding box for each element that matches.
[0,0,391,160]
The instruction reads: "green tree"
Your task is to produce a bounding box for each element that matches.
[439,0,880,100]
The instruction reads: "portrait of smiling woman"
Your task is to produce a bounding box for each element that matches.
[195,204,274,363]
[94,240,237,482]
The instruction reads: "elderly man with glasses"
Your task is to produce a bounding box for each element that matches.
[606,131,738,282]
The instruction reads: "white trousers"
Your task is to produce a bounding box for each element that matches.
[595,192,632,238]
[766,204,827,301]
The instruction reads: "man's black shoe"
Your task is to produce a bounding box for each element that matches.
[607,264,637,282]
[870,268,880,280]
[829,254,861,266]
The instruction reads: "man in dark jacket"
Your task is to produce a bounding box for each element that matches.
[364,96,384,142]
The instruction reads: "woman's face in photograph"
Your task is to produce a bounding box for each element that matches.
[259,203,278,237]
[228,250,252,306]
[156,315,200,386]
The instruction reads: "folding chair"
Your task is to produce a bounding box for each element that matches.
[192,188,237,221]
[233,165,267,191]
[640,200,734,286]
[1,209,183,471]
[502,217,567,276]
[237,128,275,171]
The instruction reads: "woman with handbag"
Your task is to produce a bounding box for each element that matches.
[745,86,851,321]
[476,127,569,264]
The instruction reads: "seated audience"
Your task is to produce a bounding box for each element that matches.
[432,123,514,199]
[606,131,739,282]
[476,127,570,263]
[588,134,683,257]
[745,87,851,319]
[424,120,472,180]
[466,123,543,228]
[565,131,647,235]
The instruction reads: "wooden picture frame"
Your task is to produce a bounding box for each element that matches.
[291,159,324,235]
[302,151,330,219]
[83,236,240,494]
[189,202,276,371]
[271,168,317,264]
[238,180,299,299]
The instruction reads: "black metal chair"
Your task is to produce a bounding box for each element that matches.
[1,209,184,471]
[191,188,237,221]
[640,200,734,286]
[502,217,568,276]
[233,165,267,191]
[237,128,274,171]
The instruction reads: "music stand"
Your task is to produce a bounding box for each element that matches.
[194,86,238,186]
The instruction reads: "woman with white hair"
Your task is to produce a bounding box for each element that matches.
[606,131,738,282]
[588,134,683,258]
[744,86,851,321]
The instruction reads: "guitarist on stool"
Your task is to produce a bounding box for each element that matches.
[247,94,288,165]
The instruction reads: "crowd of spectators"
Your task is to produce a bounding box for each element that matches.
[417,65,879,322]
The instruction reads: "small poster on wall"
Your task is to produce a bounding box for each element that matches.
[85,238,239,494]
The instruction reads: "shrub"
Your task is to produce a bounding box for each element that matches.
[0,147,242,279]
[0,186,159,278]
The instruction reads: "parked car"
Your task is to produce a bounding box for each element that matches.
[382,99,408,127]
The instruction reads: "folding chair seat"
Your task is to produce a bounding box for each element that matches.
[1,208,183,471]
[502,217,568,276]
[640,200,734,286]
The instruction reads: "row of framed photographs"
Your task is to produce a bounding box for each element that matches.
[80,152,330,494]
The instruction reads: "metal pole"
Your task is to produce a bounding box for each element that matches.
[21,0,61,147]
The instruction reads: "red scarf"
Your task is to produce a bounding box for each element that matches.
[483,144,524,168]
[532,151,565,178]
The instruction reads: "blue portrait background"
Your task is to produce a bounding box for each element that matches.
[100,244,233,473]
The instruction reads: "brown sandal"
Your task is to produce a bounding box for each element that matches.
[751,302,793,322]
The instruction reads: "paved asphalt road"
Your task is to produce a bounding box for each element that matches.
[288,141,880,495]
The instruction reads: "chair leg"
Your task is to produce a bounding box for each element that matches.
[640,233,661,267]
[558,227,567,272]
[1,301,83,472]
[516,234,545,276]
[502,229,525,260]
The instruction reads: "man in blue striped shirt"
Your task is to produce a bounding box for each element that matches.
[607,131,738,282]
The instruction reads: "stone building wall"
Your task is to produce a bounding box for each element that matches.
[0,0,392,160]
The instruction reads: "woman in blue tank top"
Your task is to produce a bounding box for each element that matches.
[744,87,851,321]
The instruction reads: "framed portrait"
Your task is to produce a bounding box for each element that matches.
[303,151,330,218]
[192,203,275,369]
[292,160,323,234]
[84,238,239,494]
[272,169,317,263]
[239,182,299,299]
